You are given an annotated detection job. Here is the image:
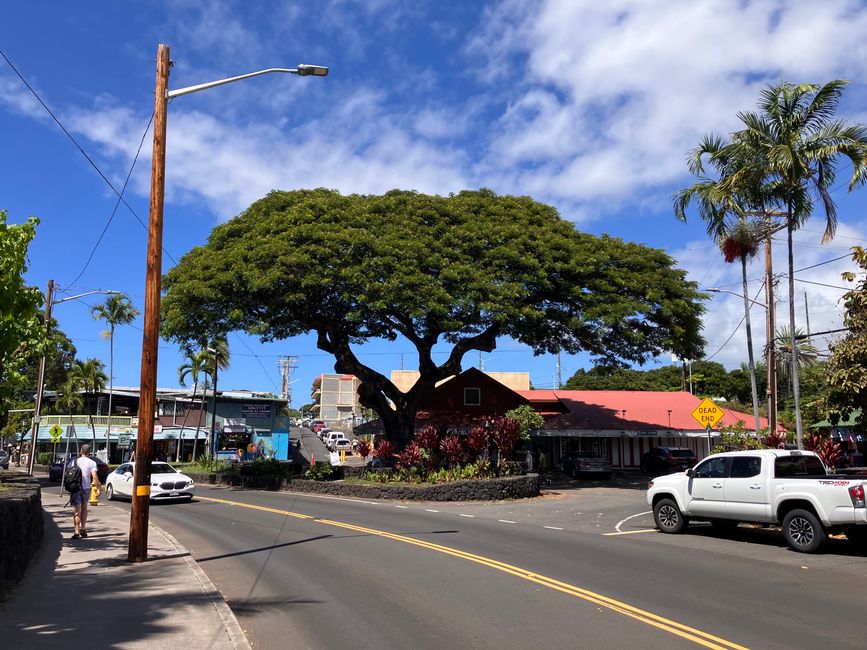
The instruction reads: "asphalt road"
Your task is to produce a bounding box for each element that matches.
[108,483,867,649]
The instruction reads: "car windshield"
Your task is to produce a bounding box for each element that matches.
[151,462,177,474]
[670,450,694,458]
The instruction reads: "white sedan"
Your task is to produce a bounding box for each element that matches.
[105,461,195,502]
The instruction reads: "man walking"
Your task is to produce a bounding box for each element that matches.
[70,444,99,540]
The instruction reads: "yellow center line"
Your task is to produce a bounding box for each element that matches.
[604,529,658,536]
[195,494,748,650]
[196,495,313,519]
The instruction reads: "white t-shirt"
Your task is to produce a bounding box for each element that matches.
[76,456,98,491]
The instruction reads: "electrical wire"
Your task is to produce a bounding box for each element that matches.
[63,110,156,291]
[231,333,280,393]
[0,47,178,266]
[704,281,766,361]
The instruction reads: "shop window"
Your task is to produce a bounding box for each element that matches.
[464,387,481,406]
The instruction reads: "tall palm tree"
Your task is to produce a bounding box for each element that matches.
[675,136,767,432]
[723,80,867,445]
[176,349,209,462]
[92,294,139,446]
[55,378,84,418]
[202,337,231,456]
[775,326,819,399]
[72,358,107,446]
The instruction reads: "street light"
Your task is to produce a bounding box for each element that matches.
[706,287,772,437]
[128,44,328,563]
[26,283,122,475]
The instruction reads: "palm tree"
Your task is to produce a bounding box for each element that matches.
[722,80,867,445]
[92,294,138,446]
[72,358,107,446]
[202,338,231,456]
[176,349,209,462]
[55,378,84,419]
[675,136,767,432]
[775,326,819,400]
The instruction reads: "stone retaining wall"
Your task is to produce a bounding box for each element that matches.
[187,471,539,501]
[0,472,44,600]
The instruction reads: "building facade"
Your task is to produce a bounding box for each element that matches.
[309,374,361,427]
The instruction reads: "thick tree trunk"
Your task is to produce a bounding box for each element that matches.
[741,256,761,433]
[787,219,804,448]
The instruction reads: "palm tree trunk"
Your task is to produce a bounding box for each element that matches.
[191,381,201,461]
[176,383,197,462]
[107,325,115,459]
[741,255,761,434]
[787,218,804,448]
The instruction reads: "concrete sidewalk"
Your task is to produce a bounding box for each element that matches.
[0,481,248,649]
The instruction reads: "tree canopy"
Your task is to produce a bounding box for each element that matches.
[162,189,705,442]
[0,210,47,411]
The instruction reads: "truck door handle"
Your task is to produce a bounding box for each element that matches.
[712,483,723,488]
[749,484,762,490]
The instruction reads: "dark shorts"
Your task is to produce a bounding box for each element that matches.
[70,489,88,507]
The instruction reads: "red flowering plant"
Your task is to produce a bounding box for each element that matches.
[439,435,465,467]
[394,442,423,469]
[415,425,442,470]
[762,430,787,449]
[466,426,489,460]
[491,416,520,465]
[804,433,843,469]
[373,439,395,466]
[356,439,372,461]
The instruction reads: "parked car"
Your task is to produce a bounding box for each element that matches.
[562,452,612,479]
[332,438,352,453]
[324,432,344,449]
[105,461,195,502]
[318,428,333,441]
[641,447,697,476]
[0,449,9,470]
[49,454,110,483]
[648,449,867,553]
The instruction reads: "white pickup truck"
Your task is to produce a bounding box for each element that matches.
[647,449,867,553]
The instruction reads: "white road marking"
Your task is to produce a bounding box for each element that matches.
[459,514,475,518]
[604,529,657,536]
[395,505,408,509]
[544,526,564,531]
[498,519,516,524]
[615,510,653,533]
[425,509,440,513]
[270,491,378,506]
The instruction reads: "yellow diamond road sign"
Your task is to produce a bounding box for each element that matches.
[691,398,725,429]
[48,424,64,443]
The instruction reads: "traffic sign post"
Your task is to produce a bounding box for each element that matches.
[691,398,725,456]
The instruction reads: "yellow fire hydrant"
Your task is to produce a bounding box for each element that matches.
[89,482,100,506]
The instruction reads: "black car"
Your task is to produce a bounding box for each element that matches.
[49,455,110,484]
[561,452,612,479]
[641,446,697,476]
[0,449,9,470]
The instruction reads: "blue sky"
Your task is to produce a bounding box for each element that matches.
[3,1,867,407]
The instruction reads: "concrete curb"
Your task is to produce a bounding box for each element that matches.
[149,521,250,650]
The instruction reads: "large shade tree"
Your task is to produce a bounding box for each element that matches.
[162,189,705,444]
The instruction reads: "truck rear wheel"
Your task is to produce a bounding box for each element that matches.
[782,509,826,553]
[654,498,687,534]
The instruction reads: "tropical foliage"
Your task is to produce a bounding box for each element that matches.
[162,189,706,443]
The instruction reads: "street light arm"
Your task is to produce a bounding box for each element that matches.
[706,288,768,310]
[167,65,328,99]
[53,289,123,305]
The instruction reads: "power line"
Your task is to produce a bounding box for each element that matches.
[232,333,280,393]
[0,47,178,266]
[795,278,855,291]
[705,281,765,361]
[63,110,156,291]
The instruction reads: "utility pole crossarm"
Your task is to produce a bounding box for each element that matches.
[168,65,328,99]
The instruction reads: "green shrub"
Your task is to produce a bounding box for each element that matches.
[193,454,232,473]
[304,462,335,481]
[39,452,53,466]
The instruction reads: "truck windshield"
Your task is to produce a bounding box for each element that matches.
[774,455,827,477]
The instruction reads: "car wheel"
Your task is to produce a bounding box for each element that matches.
[106,483,115,501]
[782,509,826,553]
[653,498,687,534]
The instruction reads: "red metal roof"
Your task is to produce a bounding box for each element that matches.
[516,390,777,432]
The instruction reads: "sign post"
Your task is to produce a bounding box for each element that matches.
[690,398,725,456]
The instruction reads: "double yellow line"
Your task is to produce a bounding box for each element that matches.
[197,495,748,650]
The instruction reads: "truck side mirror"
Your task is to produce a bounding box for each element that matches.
[685,468,694,478]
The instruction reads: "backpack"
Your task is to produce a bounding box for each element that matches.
[63,461,83,493]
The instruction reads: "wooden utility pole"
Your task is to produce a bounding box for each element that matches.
[764,221,777,435]
[129,44,170,563]
[27,279,54,475]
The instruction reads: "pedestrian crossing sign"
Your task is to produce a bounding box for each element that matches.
[49,424,64,443]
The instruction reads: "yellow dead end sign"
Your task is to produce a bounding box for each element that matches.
[49,424,64,443]
[691,398,725,429]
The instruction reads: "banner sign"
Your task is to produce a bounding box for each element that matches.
[242,403,271,418]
